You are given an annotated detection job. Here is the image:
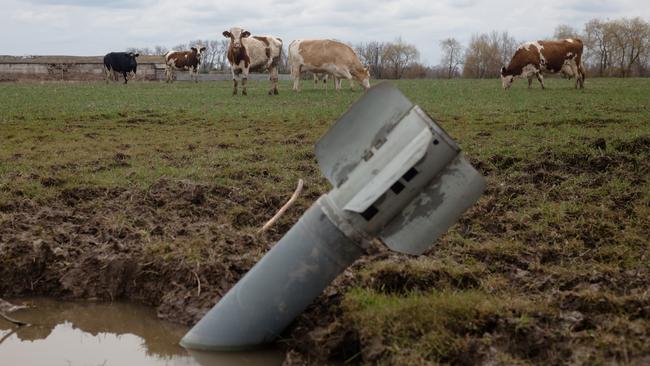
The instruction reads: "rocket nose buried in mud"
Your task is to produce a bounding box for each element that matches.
[180,82,486,351]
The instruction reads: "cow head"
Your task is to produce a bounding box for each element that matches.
[223,28,251,51]
[191,46,207,63]
[351,66,371,91]
[191,46,206,56]
[360,67,371,90]
[500,66,514,89]
[128,52,139,73]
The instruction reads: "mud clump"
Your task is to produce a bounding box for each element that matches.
[40,177,65,187]
[614,135,650,156]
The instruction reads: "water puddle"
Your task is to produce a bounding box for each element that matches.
[0,298,284,366]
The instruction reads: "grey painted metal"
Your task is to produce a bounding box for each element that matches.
[315,82,414,188]
[181,81,486,351]
[380,154,486,255]
[180,202,363,351]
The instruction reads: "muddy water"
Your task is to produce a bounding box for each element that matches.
[0,298,284,366]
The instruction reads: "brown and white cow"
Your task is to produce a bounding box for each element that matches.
[501,39,585,89]
[289,39,370,92]
[222,27,282,95]
[165,46,206,83]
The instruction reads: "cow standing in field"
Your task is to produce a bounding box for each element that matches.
[501,39,585,89]
[165,46,206,83]
[289,39,370,92]
[222,27,283,96]
[104,52,139,84]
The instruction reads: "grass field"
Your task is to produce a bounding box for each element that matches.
[1,78,649,365]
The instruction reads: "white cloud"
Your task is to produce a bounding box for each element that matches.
[1,0,648,64]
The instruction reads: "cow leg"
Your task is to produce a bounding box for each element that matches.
[291,65,301,92]
[578,64,585,89]
[571,64,581,89]
[536,73,545,89]
[269,66,279,95]
[242,67,249,96]
[193,67,199,83]
[527,77,533,89]
[123,72,128,84]
[231,68,238,95]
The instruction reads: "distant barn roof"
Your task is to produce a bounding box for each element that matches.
[0,55,164,64]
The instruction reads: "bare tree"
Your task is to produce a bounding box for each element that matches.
[201,39,222,72]
[172,43,188,52]
[584,19,614,76]
[439,38,463,78]
[215,39,230,71]
[609,18,650,76]
[126,47,153,55]
[495,31,518,69]
[153,45,168,56]
[382,38,420,79]
[584,17,650,77]
[553,24,581,40]
[355,41,387,79]
[462,31,518,78]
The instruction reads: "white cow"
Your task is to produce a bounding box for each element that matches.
[222,27,283,95]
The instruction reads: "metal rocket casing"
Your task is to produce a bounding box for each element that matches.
[316,82,486,254]
[180,82,486,351]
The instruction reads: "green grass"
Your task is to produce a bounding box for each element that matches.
[1,78,649,364]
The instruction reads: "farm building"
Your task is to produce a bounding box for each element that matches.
[0,55,165,82]
[0,55,293,82]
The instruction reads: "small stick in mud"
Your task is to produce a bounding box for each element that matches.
[0,312,29,327]
[192,271,201,297]
[258,179,304,234]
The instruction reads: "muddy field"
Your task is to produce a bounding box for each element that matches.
[1,79,649,365]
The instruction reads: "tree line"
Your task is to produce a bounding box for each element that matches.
[128,16,649,78]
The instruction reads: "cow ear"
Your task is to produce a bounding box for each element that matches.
[191,47,197,52]
[134,53,140,58]
[200,46,206,52]
[222,31,232,38]
[241,31,251,38]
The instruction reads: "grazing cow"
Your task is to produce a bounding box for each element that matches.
[313,73,357,91]
[104,52,139,84]
[165,46,207,83]
[313,73,329,90]
[289,39,370,92]
[222,27,282,95]
[501,39,585,89]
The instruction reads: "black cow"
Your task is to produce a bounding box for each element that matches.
[103,52,139,84]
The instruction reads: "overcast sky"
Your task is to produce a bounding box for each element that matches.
[1,0,648,65]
